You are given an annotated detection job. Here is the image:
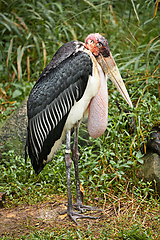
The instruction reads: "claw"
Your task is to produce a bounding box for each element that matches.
[59,208,98,225]
[73,202,102,213]
[68,210,98,225]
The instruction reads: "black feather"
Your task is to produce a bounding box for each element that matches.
[25,41,93,174]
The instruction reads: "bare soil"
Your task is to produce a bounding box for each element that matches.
[0,196,109,239]
[0,195,159,239]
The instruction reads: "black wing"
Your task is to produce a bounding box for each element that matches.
[25,41,93,174]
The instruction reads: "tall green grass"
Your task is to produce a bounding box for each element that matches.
[0,0,159,113]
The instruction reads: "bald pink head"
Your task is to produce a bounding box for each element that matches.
[85,33,110,57]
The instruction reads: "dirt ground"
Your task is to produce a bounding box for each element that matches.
[0,194,159,239]
[0,197,110,238]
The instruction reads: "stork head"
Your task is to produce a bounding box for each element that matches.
[85,33,133,108]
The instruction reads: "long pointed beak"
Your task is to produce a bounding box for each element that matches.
[97,53,133,108]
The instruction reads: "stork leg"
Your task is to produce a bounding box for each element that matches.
[64,130,73,215]
[62,129,97,225]
[72,123,100,212]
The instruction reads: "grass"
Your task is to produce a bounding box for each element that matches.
[1,224,156,239]
[0,0,159,120]
[0,0,160,239]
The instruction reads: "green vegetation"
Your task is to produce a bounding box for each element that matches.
[0,224,156,240]
[0,0,160,239]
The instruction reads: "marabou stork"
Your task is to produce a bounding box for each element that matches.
[25,33,133,224]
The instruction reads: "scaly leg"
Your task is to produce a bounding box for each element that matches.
[72,123,101,213]
[61,129,97,225]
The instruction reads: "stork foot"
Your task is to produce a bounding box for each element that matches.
[59,208,98,225]
[73,201,102,213]
[69,211,98,225]
[61,210,97,225]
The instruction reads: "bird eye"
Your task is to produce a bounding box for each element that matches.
[97,42,102,48]
[89,39,94,44]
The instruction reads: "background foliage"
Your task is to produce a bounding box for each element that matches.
[0,0,160,239]
[0,0,159,118]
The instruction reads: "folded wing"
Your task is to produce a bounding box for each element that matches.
[25,44,93,174]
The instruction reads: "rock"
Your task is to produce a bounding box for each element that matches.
[0,98,28,159]
[138,152,160,196]
[136,125,160,195]
[147,125,160,155]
